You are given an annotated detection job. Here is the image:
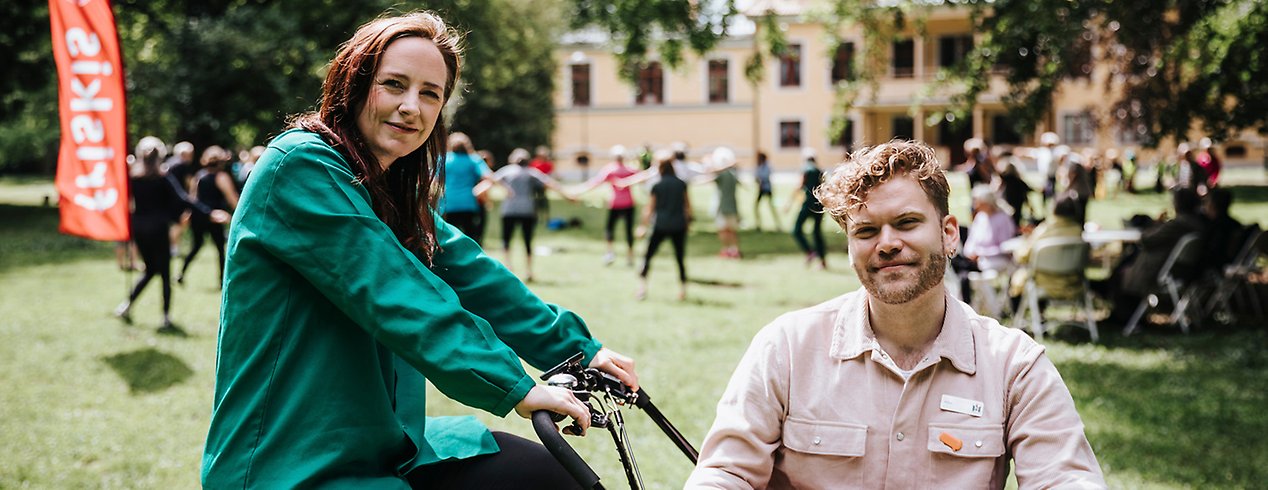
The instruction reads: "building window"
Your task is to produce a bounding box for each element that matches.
[1063,112,1095,145]
[570,63,591,107]
[779,44,802,87]
[939,35,973,68]
[831,42,856,83]
[892,116,914,140]
[780,120,802,148]
[636,61,663,105]
[708,59,729,103]
[892,39,914,78]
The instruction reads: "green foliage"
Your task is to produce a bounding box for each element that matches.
[112,0,395,151]
[438,0,564,163]
[0,3,57,173]
[0,1,562,174]
[580,0,1268,147]
[570,0,738,82]
[808,0,1268,145]
[947,0,1267,145]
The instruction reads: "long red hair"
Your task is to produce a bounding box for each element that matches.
[290,11,462,263]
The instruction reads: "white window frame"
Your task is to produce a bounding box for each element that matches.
[776,117,806,151]
[773,40,806,92]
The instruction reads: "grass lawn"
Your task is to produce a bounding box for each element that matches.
[1,168,1266,488]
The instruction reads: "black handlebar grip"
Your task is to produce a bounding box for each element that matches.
[632,388,651,409]
[531,410,602,489]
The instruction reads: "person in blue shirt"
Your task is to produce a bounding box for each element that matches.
[440,132,491,244]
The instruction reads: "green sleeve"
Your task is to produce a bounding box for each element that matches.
[250,137,533,416]
[430,219,603,371]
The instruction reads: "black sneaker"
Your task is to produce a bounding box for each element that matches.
[157,322,187,337]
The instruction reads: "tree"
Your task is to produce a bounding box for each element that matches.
[570,0,738,81]
[113,0,392,152]
[437,0,568,164]
[0,2,58,173]
[0,1,561,174]
[947,0,1266,146]
[568,0,1268,147]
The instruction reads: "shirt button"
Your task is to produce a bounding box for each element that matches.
[896,432,905,441]
[975,440,983,448]
[813,436,822,445]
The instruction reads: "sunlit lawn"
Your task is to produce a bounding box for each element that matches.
[1,167,1266,488]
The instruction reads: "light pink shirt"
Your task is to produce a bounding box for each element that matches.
[686,289,1106,489]
[598,162,636,210]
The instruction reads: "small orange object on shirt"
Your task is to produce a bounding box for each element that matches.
[939,432,963,452]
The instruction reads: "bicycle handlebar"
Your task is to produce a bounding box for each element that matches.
[531,410,604,490]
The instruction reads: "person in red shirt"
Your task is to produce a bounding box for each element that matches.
[529,145,554,175]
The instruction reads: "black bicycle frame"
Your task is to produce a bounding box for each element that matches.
[531,353,698,489]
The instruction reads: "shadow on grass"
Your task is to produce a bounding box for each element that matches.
[1057,328,1268,487]
[102,347,194,394]
[680,296,733,307]
[688,276,744,288]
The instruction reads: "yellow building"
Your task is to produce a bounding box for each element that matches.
[552,1,1265,172]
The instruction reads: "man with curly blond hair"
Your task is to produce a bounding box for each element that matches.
[689,140,1105,489]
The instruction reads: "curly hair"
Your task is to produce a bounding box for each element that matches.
[815,140,949,226]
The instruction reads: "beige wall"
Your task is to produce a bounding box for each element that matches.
[552,7,1265,174]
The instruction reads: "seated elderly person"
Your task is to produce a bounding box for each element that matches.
[963,185,1018,272]
[1008,196,1086,309]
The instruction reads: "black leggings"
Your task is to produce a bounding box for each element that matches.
[640,228,687,283]
[791,207,825,257]
[501,216,537,253]
[180,216,227,285]
[404,431,580,489]
[128,222,173,313]
[605,207,635,248]
[444,211,482,245]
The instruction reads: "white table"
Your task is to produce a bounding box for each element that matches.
[1082,228,1143,268]
[1082,228,1143,245]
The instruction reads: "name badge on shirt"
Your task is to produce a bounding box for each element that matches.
[940,394,984,417]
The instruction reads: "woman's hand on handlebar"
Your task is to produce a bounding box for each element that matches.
[589,347,639,392]
[515,385,591,433]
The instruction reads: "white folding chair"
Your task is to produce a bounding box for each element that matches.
[968,266,1013,320]
[1123,232,1204,336]
[1204,227,1265,324]
[1012,237,1097,342]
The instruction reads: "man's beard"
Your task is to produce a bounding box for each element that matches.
[857,250,947,305]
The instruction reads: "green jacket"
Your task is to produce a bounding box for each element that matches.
[201,129,602,488]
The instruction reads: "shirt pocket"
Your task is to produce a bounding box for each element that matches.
[782,417,868,456]
[927,422,1006,487]
[927,422,1005,458]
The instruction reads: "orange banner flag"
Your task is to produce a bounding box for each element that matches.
[49,0,130,241]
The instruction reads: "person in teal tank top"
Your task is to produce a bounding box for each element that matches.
[201,12,638,489]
